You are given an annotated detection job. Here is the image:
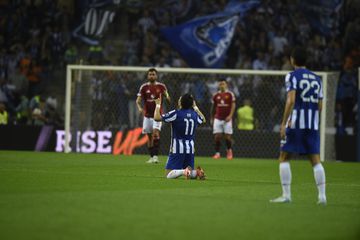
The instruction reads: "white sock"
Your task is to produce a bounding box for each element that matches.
[166,170,184,179]
[313,163,326,200]
[279,162,292,199]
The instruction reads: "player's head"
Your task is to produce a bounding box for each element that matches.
[0,102,5,111]
[243,99,252,106]
[290,47,307,67]
[178,93,194,109]
[147,68,158,83]
[218,78,228,92]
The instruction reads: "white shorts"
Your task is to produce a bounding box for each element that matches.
[213,118,233,134]
[142,117,162,134]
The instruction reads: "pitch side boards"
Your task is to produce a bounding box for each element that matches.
[0,125,355,161]
[55,128,148,155]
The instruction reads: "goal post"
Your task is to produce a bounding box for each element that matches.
[64,65,338,161]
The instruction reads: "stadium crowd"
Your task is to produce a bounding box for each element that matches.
[0,0,359,134]
[121,0,360,132]
[0,0,72,127]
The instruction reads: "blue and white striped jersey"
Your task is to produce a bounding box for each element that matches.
[162,109,204,154]
[285,68,323,131]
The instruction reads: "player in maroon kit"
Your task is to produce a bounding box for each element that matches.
[136,68,171,163]
[210,79,236,160]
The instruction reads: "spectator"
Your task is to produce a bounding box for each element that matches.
[45,98,63,128]
[49,25,66,64]
[19,53,31,76]
[155,56,170,68]
[27,59,43,96]
[271,29,288,56]
[336,69,357,128]
[64,43,78,64]
[125,73,141,128]
[31,97,47,126]
[126,0,143,37]
[8,66,28,98]
[137,9,155,34]
[88,44,104,64]
[252,51,268,70]
[0,102,8,125]
[0,78,9,106]
[15,95,29,125]
[236,99,255,130]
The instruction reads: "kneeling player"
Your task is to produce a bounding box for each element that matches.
[154,94,206,179]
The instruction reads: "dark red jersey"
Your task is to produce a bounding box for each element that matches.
[137,82,167,118]
[212,91,235,120]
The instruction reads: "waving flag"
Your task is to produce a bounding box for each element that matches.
[73,0,120,45]
[161,0,260,68]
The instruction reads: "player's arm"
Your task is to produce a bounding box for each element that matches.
[194,100,206,124]
[226,101,236,122]
[154,98,162,121]
[318,79,323,113]
[280,90,296,139]
[163,90,171,104]
[136,96,143,115]
[318,100,323,112]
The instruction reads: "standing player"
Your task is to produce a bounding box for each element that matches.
[136,68,171,163]
[210,79,236,160]
[270,47,327,204]
[154,94,206,179]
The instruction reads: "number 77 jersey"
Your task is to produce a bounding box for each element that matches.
[161,109,204,154]
[285,68,323,131]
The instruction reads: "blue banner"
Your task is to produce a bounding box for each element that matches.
[161,0,260,68]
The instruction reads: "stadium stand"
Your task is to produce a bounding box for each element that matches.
[0,0,359,135]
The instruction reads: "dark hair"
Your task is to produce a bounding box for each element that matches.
[218,78,227,82]
[181,93,194,109]
[291,47,307,66]
[147,68,158,74]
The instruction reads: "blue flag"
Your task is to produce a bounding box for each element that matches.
[161,0,260,68]
[72,0,120,45]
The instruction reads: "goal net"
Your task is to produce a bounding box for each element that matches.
[63,66,338,161]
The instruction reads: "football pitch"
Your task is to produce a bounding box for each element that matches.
[0,151,359,240]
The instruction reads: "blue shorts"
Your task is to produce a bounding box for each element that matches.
[165,153,194,170]
[281,129,320,154]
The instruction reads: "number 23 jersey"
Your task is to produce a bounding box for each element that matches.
[285,68,323,131]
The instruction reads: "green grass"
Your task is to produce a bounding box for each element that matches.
[0,151,359,240]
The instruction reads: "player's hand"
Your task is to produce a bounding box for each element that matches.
[225,116,232,122]
[154,97,161,105]
[287,119,292,128]
[280,124,286,140]
[138,108,144,115]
